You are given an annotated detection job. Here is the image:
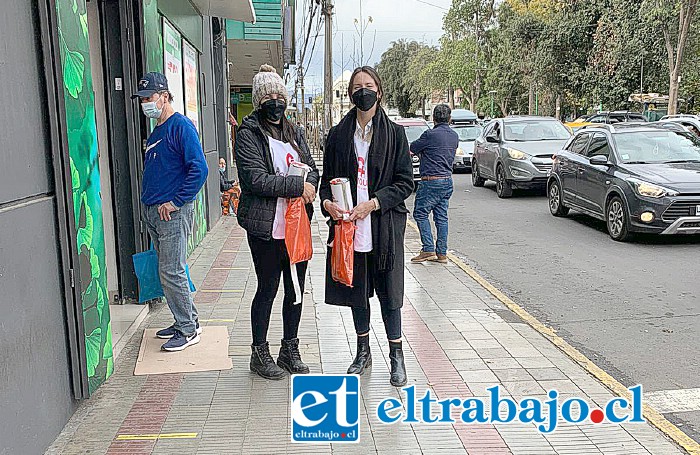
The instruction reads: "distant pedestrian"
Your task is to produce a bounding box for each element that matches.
[410,104,459,264]
[132,72,208,351]
[320,66,414,387]
[219,158,239,216]
[235,65,319,380]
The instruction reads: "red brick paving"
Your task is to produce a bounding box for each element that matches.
[402,300,512,455]
[106,374,183,454]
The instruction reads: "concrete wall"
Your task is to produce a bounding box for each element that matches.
[0,1,77,453]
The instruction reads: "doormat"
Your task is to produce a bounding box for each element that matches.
[134,326,232,376]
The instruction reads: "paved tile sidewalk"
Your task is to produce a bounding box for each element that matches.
[47,203,685,455]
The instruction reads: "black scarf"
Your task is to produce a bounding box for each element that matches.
[332,107,397,271]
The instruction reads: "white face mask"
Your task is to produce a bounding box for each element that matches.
[141,95,163,118]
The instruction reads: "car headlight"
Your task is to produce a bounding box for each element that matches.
[627,178,679,198]
[507,148,529,160]
[456,147,464,156]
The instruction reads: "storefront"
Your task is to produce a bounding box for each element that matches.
[0,1,253,453]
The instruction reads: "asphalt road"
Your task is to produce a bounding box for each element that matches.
[408,173,700,443]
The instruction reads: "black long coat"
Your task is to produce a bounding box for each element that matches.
[319,107,414,310]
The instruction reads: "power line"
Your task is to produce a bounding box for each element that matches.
[413,0,449,11]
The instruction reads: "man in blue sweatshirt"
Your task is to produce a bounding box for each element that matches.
[410,104,459,264]
[132,72,208,351]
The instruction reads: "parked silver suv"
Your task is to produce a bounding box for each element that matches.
[472,116,572,198]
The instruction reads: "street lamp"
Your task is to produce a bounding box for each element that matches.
[488,90,496,118]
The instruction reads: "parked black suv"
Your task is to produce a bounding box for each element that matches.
[548,123,700,241]
[585,111,647,124]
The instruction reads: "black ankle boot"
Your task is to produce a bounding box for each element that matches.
[250,342,287,380]
[277,338,310,374]
[389,341,407,386]
[347,335,372,374]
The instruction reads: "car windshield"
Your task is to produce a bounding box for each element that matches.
[404,125,429,142]
[613,130,700,163]
[503,120,571,141]
[451,125,483,141]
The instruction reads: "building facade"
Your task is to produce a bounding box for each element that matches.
[0,0,285,453]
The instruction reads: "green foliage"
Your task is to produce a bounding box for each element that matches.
[56,0,113,394]
[377,40,429,116]
[389,0,699,119]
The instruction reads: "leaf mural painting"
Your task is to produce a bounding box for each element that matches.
[56,0,113,394]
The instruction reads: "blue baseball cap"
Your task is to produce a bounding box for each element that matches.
[131,72,169,98]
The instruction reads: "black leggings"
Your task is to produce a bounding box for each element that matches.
[352,304,402,340]
[248,235,307,346]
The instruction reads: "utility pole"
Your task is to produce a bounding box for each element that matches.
[323,0,334,130]
[299,66,307,130]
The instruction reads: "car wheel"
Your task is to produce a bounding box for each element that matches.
[548,180,570,217]
[471,160,486,187]
[606,196,632,242]
[495,164,513,198]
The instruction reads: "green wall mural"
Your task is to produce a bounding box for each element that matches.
[143,1,209,255]
[143,0,163,73]
[56,0,113,393]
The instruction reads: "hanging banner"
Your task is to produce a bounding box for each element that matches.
[183,40,199,131]
[163,18,184,114]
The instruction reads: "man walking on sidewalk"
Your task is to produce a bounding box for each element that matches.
[411,104,459,264]
[132,72,208,351]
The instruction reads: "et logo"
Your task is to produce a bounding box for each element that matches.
[291,375,360,443]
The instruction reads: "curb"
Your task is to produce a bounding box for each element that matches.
[406,219,699,455]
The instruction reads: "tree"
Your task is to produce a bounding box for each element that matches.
[377,40,434,117]
[643,0,699,114]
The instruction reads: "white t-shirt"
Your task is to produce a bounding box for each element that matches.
[354,121,373,252]
[268,136,299,239]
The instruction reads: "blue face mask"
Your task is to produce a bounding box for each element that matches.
[141,96,163,119]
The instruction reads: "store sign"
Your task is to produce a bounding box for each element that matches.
[183,41,199,131]
[231,92,252,105]
[163,18,184,114]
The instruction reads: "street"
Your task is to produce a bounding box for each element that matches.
[408,173,700,443]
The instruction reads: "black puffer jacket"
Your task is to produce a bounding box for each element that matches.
[234,111,319,240]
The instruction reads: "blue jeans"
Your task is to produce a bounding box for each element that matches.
[413,178,453,255]
[143,201,199,336]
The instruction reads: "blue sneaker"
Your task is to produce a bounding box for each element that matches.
[156,322,201,339]
[161,331,201,352]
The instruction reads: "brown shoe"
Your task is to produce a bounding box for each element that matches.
[411,251,437,263]
[430,254,448,264]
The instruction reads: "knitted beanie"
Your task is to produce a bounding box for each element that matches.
[252,64,288,108]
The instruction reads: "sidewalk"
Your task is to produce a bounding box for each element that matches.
[46,203,685,455]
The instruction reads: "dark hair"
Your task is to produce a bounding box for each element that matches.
[347,66,383,100]
[159,90,174,102]
[433,104,451,124]
[260,114,302,154]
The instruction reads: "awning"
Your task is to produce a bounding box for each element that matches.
[191,0,256,23]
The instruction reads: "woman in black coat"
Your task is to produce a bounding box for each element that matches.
[235,65,319,380]
[319,66,414,386]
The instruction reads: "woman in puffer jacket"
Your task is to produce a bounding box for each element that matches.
[234,65,319,380]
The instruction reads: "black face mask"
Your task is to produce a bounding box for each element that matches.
[352,88,378,112]
[261,99,286,122]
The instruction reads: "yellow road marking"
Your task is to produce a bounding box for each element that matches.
[221,249,248,253]
[115,433,198,441]
[406,219,700,455]
[197,289,244,293]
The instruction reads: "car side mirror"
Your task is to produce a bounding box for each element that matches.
[589,155,609,165]
[485,133,499,143]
